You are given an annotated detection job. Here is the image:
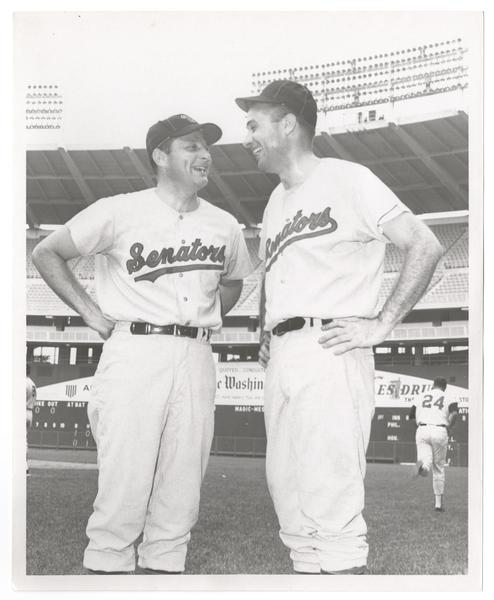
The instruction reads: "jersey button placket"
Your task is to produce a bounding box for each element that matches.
[174,214,187,320]
[177,214,192,320]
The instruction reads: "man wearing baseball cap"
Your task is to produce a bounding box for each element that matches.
[33,114,253,574]
[236,80,443,574]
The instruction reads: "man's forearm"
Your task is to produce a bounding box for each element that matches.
[32,247,102,322]
[378,237,443,333]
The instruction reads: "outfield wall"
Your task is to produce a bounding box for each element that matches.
[27,363,468,466]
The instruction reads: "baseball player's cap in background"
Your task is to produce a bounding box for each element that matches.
[146,114,223,162]
[235,80,318,128]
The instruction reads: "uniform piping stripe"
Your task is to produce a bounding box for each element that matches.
[265,225,338,273]
[377,203,403,224]
[135,263,224,283]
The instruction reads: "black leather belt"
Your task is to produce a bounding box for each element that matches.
[130,322,212,341]
[272,317,333,337]
[418,423,447,428]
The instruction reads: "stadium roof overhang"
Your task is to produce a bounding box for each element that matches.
[26,110,468,228]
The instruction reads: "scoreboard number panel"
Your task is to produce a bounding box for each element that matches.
[31,400,95,447]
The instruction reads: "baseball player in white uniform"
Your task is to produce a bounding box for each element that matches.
[32,114,252,574]
[26,364,36,429]
[26,364,36,475]
[235,80,444,574]
[410,377,458,512]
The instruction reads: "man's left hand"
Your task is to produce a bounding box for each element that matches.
[318,317,390,355]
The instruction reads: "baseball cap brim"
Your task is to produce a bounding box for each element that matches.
[172,122,223,146]
[235,95,279,112]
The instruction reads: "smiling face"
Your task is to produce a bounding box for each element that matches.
[156,130,212,192]
[243,103,288,174]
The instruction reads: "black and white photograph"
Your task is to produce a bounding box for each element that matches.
[10,6,484,593]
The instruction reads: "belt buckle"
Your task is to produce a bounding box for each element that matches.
[175,325,195,338]
[130,322,149,335]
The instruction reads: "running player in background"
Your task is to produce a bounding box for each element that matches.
[410,377,459,512]
[26,364,36,475]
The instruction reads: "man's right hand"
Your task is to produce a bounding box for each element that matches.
[84,312,115,340]
[258,331,271,368]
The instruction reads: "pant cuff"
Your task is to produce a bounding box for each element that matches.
[138,555,186,573]
[83,549,135,573]
[293,560,321,574]
[321,559,367,572]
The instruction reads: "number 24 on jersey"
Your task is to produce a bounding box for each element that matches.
[422,395,444,409]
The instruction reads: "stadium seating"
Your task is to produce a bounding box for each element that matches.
[229,279,261,316]
[245,237,262,269]
[69,255,96,280]
[383,244,404,273]
[443,231,468,269]
[430,223,466,250]
[26,238,39,278]
[421,270,468,304]
[27,280,96,316]
[382,224,467,273]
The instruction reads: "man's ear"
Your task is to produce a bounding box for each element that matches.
[152,147,167,170]
[283,113,298,136]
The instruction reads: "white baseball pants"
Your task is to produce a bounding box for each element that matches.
[416,425,448,495]
[264,326,375,574]
[83,324,216,573]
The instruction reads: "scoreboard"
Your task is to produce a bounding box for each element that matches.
[29,400,95,448]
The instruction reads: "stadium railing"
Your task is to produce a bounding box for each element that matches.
[27,430,467,467]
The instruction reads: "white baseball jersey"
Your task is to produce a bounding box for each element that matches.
[26,376,36,410]
[413,388,456,426]
[66,188,253,331]
[259,159,410,331]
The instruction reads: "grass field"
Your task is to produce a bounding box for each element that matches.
[26,454,468,575]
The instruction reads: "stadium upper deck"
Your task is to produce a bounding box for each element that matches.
[26,111,468,229]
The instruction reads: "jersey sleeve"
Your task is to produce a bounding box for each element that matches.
[65,197,117,256]
[354,166,410,242]
[222,224,254,281]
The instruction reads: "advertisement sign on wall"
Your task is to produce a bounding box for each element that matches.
[36,363,469,409]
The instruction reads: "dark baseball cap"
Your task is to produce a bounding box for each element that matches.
[146,114,222,160]
[235,80,318,128]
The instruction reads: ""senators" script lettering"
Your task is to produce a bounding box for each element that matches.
[265,206,338,271]
[126,238,226,275]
